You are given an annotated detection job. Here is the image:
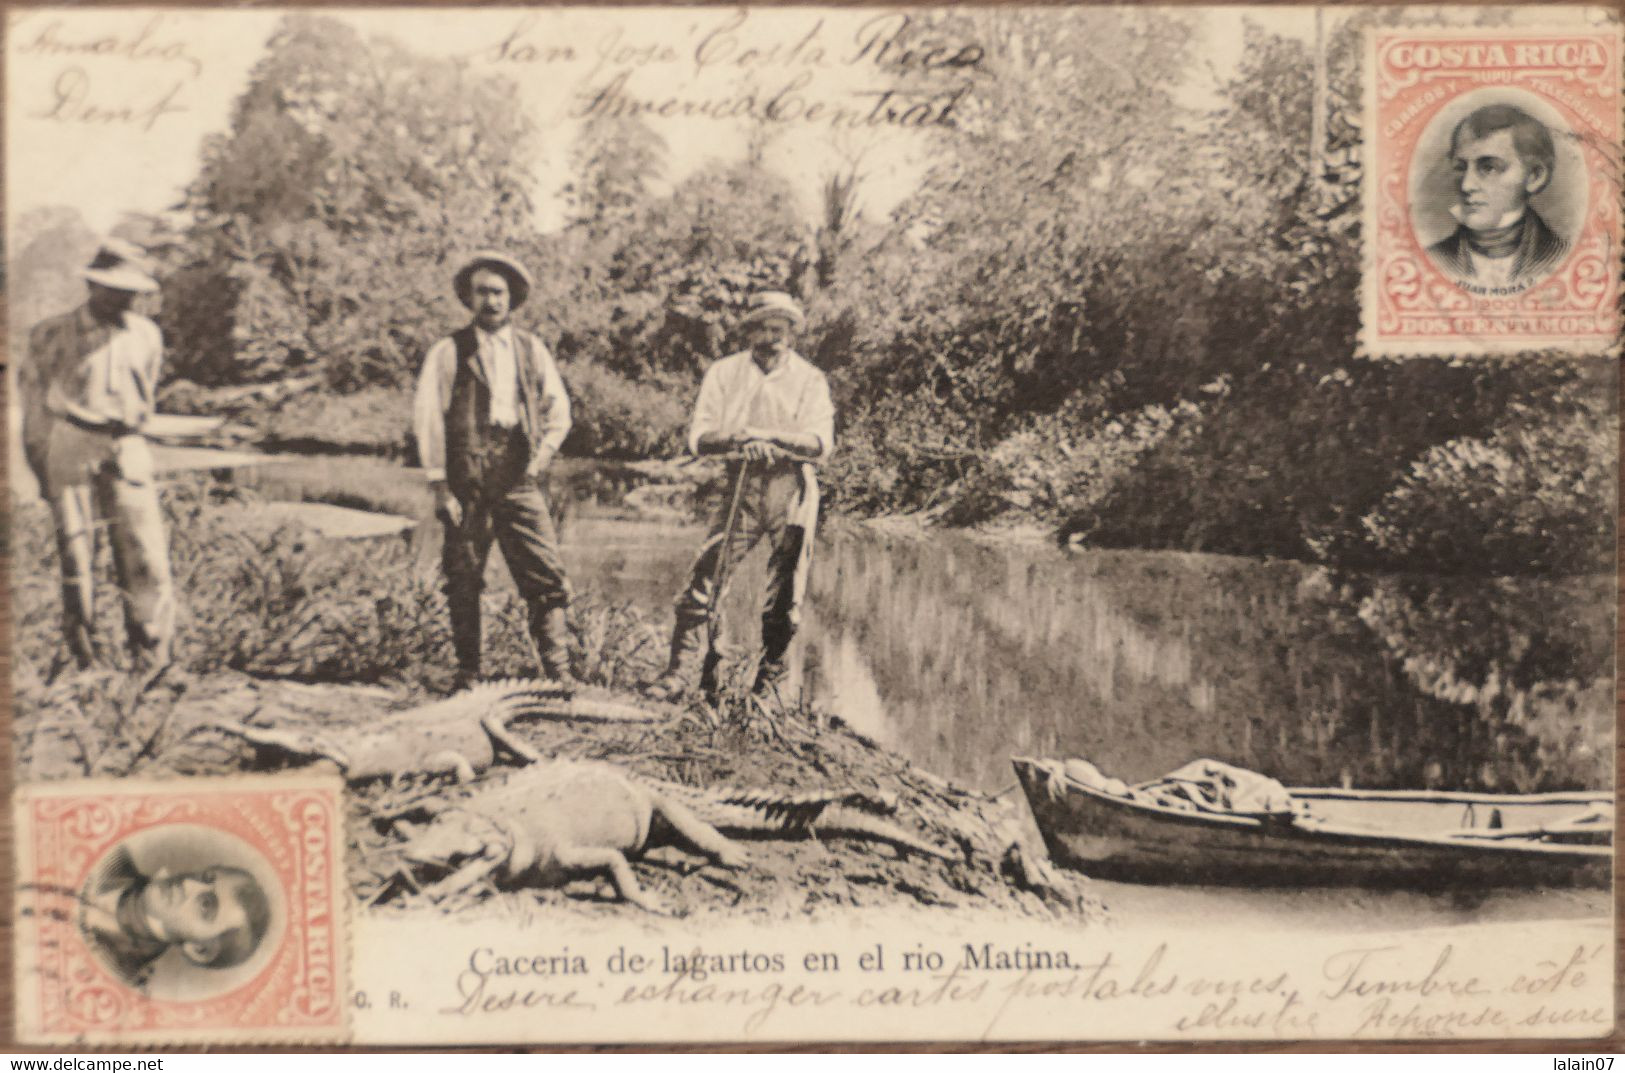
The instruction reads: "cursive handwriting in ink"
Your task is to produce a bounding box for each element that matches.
[34,67,188,132]
[18,15,205,79]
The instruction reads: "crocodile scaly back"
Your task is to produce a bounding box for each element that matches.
[659,783,954,861]
[449,679,665,725]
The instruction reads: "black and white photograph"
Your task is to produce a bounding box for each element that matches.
[5,3,1617,1047]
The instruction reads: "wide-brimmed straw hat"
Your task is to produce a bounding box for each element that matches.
[740,291,805,331]
[82,239,159,293]
[454,251,532,310]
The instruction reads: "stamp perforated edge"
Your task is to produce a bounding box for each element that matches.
[1358,18,1625,360]
[13,773,353,1046]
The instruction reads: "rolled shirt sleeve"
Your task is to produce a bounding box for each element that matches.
[413,338,456,482]
[120,317,163,431]
[802,371,835,462]
[685,362,727,458]
[684,353,835,462]
[526,337,572,472]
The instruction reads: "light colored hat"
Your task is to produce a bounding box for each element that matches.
[82,239,159,293]
[740,291,805,331]
[455,250,532,310]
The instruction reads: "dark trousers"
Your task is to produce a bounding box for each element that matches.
[664,466,815,685]
[442,481,572,680]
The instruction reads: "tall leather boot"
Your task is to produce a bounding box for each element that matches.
[751,616,796,698]
[59,570,99,671]
[447,586,482,692]
[63,610,99,671]
[646,605,710,701]
[531,604,574,684]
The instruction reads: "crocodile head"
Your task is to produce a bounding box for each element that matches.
[398,808,512,872]
[190,722,353,771]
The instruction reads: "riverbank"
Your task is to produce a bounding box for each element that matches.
[14,460,1610,926]
[10,481,1104,924]
[16,667,1103,925]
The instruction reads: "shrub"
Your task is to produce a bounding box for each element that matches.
[1349,416,1616,576]
[12,475,660,702]
[561,360,689,460]
[261,385,413,455]
[959,397,1194,529]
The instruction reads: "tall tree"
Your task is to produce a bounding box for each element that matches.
[562,115,668,234]
[168,14,537,389]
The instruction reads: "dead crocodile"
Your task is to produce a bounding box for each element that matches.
[193,679,665,783]
[386,760,955,913]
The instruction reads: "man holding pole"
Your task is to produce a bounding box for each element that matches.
[19,239,175,677]
[414,251,576,691]
[644,291,835,702]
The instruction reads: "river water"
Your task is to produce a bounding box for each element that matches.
[559,511,1613,799]
[556,505,1613,927]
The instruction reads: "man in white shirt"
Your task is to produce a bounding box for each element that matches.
[413,252,575,690]
[645,291,835,702]
[19,240,175,676]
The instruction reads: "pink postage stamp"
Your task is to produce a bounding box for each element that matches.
[13,775,348,1045]
[1363,26,1623,356]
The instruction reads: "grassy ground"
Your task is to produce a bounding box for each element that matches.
[12,475,1100,922]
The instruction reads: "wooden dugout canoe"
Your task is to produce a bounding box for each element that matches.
[1011,757,1613,889]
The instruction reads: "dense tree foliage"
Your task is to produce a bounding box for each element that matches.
[22,10,1605,576]
[166,15,535,390]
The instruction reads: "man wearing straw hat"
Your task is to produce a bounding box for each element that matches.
[645,290,834,702]
[414,250,576,690]
[19,239,175,676]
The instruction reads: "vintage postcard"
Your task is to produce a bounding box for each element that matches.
[1361,24,1623,357]
[6,4,1618,1049]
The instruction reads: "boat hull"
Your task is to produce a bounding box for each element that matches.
[1012,758,1612,889]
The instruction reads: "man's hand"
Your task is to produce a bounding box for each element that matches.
[46,385,130,435]
[432,481,463,528]
[526,446,556,479]
[740,426,822,462]
[740,438,781,463]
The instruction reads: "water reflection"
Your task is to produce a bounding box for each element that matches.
[561,514,1612,797]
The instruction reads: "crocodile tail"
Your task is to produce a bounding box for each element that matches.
[467,678,572,707]
[800,805,957,862]
[668,786,953,861]
[706,787,899,816]
[437,678,662,724]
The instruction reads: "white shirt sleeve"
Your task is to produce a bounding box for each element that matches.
[526,337,572,471]
[801,371,835,462]
[413,338,456,481]
[686,361,728,457]
[124,317,163,430]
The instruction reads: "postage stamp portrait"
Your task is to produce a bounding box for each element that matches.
[13,775,347,1044]
[1363,27,1623,356]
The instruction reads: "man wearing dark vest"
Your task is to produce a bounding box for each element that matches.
[413,251,575,690]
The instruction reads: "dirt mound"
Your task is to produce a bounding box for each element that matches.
[118,674,1105,923]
